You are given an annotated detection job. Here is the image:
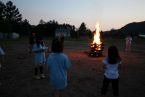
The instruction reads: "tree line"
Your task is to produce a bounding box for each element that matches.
[0,0,91,38]
[1,1,144,39]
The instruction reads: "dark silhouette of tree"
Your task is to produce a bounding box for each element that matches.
[4,1,22,33]
[77,22,91,38]
[0,1,8,32]
[86,28,92,38]
[45,20,58,37]
[69,25,77,38]
[34,20,59,37]
[5,1,22,23]
[61,23,76,38]
[20,19,31,34]
[0,1,5,20]
[78,22,87,36]
[0,1,32,34]
[39,19,46,24]
[33,20,78,38]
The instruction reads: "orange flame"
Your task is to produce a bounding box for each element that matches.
[93,23,101,44]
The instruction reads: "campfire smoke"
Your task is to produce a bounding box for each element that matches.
[89,23,104,57]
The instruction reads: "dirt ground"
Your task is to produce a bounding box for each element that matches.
[0,38,145,97]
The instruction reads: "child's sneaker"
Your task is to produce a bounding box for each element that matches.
[40,74,45,79]
[34,75,40,80]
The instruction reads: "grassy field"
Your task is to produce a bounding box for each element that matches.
[0,36,145,97]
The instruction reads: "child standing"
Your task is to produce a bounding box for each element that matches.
[29,32,36,53]
[101,45,122,96]
[47,38,71,97]
[125,35,132,51]
[32,37,47,79]
[0,46,5,85]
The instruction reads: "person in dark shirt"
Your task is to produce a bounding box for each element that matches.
[29,32,36,53]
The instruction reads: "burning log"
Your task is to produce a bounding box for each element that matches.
[89,42,104,56]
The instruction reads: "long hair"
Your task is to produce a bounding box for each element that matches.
[29,32,36,45]
[36,37,44,47]
[108,45,121,64]
[51,37,63,53]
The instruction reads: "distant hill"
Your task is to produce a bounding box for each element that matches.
[103,21,145,37]
[120,21,145,35]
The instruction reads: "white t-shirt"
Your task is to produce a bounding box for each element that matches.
[32,44,47,65]
[103,58,121,79]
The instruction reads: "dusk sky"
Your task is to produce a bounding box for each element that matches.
[3,0,145,31]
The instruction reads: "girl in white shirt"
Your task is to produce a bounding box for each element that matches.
[101,45,122,96]
[32,37,47,79]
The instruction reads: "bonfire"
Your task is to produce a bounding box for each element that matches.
[89,23,104,57]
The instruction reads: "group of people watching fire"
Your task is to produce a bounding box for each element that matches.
[0,32,133,97]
